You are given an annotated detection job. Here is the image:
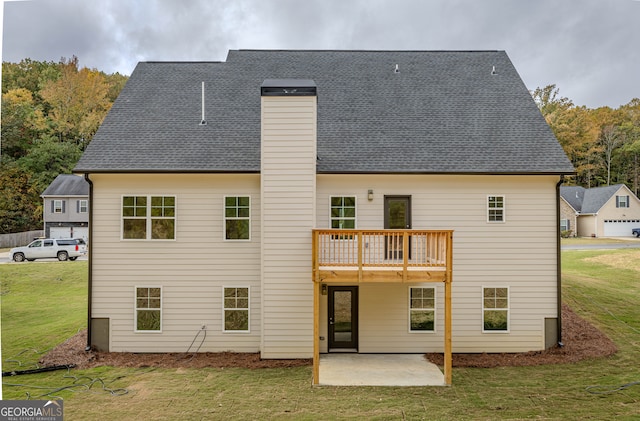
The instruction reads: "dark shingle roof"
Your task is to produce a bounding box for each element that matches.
[560,186,585,212]
[560,184,626,214]
[41,174,89,197]
[74,50,574,174]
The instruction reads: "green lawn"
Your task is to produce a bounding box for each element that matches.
[2,251,640,420]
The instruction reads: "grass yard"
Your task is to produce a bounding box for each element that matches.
[2,250,640,420]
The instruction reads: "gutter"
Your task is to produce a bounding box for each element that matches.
[556,175,564,347]
[84,173,93,352]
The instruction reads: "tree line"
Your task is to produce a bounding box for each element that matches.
[532,85,640,192]
[1,57,127,234]
[1,59,638,234]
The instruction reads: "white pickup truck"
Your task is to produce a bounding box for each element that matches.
[10,238,87,262]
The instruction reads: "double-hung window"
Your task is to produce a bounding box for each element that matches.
[616,195,630,208]
[487,195,505,222]
[78,200,88,213]
[135,287,162,332]
[330,196,356,229]
[482,287,509,332]
[122,196,176,240]
[223,287,249,332]
[409,287,435,332]
[53,200,64,214]
[225,196,250,240]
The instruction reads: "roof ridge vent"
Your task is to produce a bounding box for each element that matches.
[394,64,400,73]
[491,65,497,75]
[199,81,207,125]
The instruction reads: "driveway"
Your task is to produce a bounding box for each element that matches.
[561,237,640,251]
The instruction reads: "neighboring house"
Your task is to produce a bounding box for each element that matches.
[74,50,574,384]
[41,174,90,240]
[560,184,640,237]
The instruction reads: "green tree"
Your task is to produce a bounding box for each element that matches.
[0,164,42,233]
[39,56,111,144]
[16,135,83,193]
[1,88,47,159]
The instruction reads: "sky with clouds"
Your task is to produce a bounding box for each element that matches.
[2,0,639,108]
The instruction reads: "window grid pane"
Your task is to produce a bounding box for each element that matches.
[225,196,250,240]
[136,287,161,331]
[410,287,435,331]
[123,196,175,240]
[330,196,356,230]
[223,287,249,331]
[488,196,504,222]
[483,287,508,331]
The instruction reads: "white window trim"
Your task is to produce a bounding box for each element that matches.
[482,286,510,333]
[487,195,506,223]
[408,286,436,333]
[121,195,177,241]
[223,195,251,241]
[222,286,251,333]
[616,195,629,208]
[560,219,570,231]
[134,286,163,333]
[329,195,358,229]
[79,199,88,213]
[54,199,64,214]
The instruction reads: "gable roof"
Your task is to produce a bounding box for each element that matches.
[74,50,575,175]
[560,184,627,214]
[559,186,585,212]
[41,174,89,197]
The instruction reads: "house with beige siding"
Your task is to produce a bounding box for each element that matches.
[560,184,640,237]
[74,50,574,384]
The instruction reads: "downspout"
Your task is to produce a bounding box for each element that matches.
[556,175,564,347]
[84,173,93,352]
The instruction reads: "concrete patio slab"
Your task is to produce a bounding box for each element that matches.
[318,354,446,386]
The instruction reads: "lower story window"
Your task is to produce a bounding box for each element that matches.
[483,287,509,332]
[224,287,249,332]
[409,287,435,332]
[136,287,162,332]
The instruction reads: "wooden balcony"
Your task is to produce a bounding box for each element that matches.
[311,229,454,385]
[312,229,453,284]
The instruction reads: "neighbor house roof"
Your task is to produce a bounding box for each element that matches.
[560,184,626,214]
[41,174,89,197]
[74,50,575,175]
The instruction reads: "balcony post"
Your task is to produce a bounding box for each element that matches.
[444,231,453,385]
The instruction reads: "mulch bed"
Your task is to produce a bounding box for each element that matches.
[39,304,616,370]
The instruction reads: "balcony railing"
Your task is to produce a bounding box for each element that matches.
[312,229,452,283]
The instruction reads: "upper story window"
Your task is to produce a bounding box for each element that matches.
[78,200,88,213]
[616,195,630,208]
[225,196,250,240]
[53,200,64,214]
[330,196,356,229]
[487,195,505,222]
[122,196,175,240]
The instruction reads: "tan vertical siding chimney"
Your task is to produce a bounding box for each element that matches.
[260,79,317,358]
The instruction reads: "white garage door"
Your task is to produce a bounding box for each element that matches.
[603,220,640,237]
[72,227,89,241]
[50,227,72,239]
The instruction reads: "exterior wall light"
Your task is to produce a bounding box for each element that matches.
[368,189,374,201]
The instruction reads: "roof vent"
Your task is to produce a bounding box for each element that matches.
[199,81,207,125]
[261,79,317,96]
[491,66,497,75]
[394,64,400,74]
